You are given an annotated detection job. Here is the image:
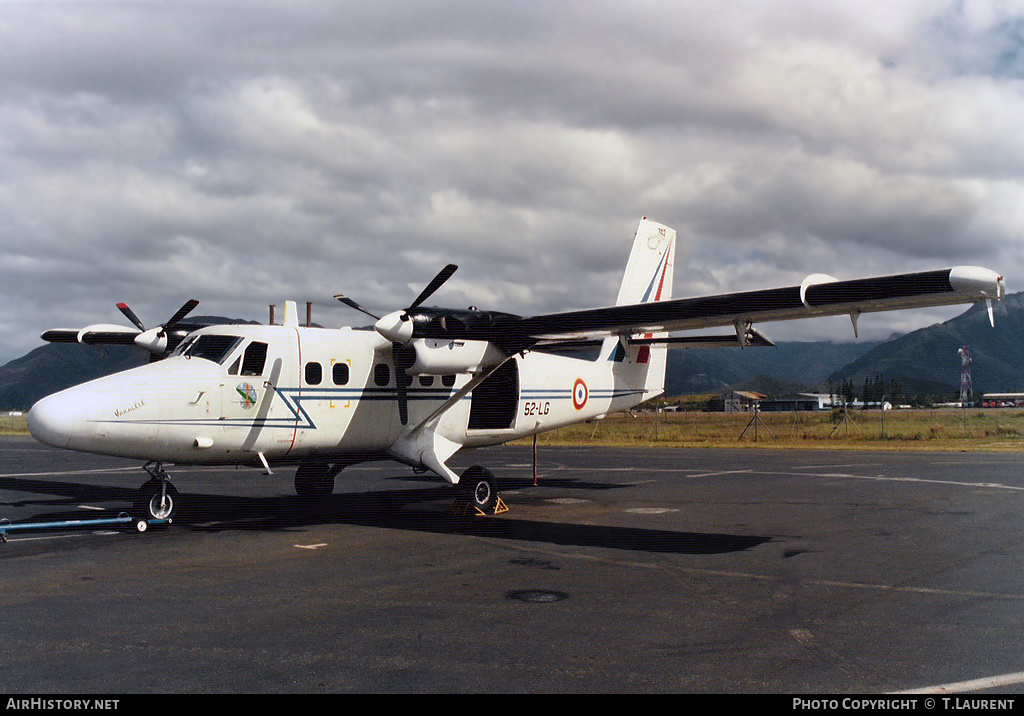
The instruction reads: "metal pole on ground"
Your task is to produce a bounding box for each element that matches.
[533,433,538,486]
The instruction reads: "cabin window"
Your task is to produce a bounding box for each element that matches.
[418,375,434,387]
[182,335,242,364]
[305,362,323,385]
[374,363,391,387]
[240,341,268,376]
[333,362,350,386]
[442,374,456,388]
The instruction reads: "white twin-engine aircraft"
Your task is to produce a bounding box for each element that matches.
[28,219,1005,521]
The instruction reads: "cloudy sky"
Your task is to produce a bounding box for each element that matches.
[1,0,1022,364]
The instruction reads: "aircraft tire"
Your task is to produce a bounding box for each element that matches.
[461,466,498,512]
[136,479,178,521]
[294,462,335,497]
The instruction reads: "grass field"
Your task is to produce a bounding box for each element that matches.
[516,407,1024,452]
[0,414,27,435]
[5,409,1024,452]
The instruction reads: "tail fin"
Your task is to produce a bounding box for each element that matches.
[613,217,676,307]
[599,218,676,399]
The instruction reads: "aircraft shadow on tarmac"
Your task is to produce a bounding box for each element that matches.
[0,474,769,556]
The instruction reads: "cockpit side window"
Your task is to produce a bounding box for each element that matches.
[174,335,197,356]
[241,341,269,376]
[182,335,242,364]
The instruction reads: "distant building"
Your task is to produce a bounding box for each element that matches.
[706,391,766,413]
[760,393,834,412]
[705,391,886,413]
[981,393,1024,408]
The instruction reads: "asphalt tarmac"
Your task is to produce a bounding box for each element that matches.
[3,435,1024,694]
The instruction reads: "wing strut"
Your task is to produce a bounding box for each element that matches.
[388,355,517,484]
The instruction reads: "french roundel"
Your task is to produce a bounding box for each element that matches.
[572,378,588,410]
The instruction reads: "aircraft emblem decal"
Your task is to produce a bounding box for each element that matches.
[572,378,588,410]
[235,383,258,409]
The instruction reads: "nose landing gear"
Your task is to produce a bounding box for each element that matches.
[137,462,179,521]
[294,461,341,498]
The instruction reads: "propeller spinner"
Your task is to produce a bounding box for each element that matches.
[117,299,200,355]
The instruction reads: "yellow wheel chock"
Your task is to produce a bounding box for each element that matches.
[449,495,509,516]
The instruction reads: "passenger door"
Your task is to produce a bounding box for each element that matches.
[220,335,299,456]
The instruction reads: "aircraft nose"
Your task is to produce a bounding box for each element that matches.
[27,392,77,449]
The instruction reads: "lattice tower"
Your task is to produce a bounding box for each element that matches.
[958,346,972,405]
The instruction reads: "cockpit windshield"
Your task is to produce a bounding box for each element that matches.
[177,334,243,364]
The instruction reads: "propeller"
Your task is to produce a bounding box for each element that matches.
[335,264,458,424]
[117,299,200,355]
[367,263,459,345]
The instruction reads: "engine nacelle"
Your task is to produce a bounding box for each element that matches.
[407,339,507,375]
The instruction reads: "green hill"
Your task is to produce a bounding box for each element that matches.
[825,292,1024,399]
[665,339,881,396]
[0,316,256,410]
[0,343,145,411]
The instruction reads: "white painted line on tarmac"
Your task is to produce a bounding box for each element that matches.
[789,628,815,645]
[803,578,1024,601]
[893,670,1024,694]
[795,464,878,470]
[3,531,118,544]
[0,466,139,479]
[294,543,328,550]
[686,469,755,479]
[539,465,721,474]
[765,470,1024,492]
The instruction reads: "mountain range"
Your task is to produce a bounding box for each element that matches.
[2,295,1022,410]
[669,291,1024,399]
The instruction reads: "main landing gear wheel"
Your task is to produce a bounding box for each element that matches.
[136,478,179,521]
[294,462,337,498]
[460,466,498,512]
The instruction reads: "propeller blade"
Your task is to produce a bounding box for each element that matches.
[116,303,146,331]
[393,342,414,425]
[334,294,380,320]
[165,299,200,328]
[407,264,457,312]
[116,299,198,354]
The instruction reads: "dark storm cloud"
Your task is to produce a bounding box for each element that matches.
[0,1,1021,361]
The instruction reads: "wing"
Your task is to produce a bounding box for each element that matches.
[39,299,205,356]
[40,320,215,359]
[41,325,142,345]
[491,266,1004,348]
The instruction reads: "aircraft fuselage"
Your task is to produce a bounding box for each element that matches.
[28,323,654,470]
